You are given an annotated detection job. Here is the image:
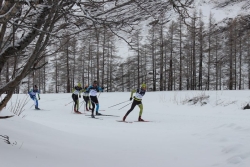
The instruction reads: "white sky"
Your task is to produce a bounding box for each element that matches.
[1,90,250,167]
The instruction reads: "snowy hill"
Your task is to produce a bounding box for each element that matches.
[1,90,250,167]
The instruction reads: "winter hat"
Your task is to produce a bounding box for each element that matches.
[78,83,81,87]
[141,83,146,88]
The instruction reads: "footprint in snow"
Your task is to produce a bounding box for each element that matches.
[222,144,242,154]
[227,152,250,164]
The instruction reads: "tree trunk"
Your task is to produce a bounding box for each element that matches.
[66,41,70,93]
[159,23,164,91]
[179,17,183,90]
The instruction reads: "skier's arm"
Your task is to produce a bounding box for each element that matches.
[28,91,31,98]
[130,89,136,98]
[98,86,103,92]
[79,87,83,97]
[28,89,33,98]
[37,90,40,100]
[86,86,92,92]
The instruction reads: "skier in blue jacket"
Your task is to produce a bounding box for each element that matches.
[28,85,41,110]
[86,81,104,118]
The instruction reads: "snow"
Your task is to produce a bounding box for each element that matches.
[1,90,250,167]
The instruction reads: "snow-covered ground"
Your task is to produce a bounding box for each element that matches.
[1,90,250,167]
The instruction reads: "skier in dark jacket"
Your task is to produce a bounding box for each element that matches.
[83,85,92,111]
[123,83,146,121]
[86,81,103,118]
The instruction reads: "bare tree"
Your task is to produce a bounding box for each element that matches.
[0,0,195,110]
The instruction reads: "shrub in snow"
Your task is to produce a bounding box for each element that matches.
[183,93,210,106]
[243,104,250,110]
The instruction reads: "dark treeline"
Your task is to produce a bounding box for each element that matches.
[119,13,250,91]
[2,13,250,93]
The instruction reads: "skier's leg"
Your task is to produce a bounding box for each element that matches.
[76,99,79,111]
[90,96,95,117]
[96,104,100,114]
[123,100,137,121]
[93,97,100,115]
[88,97,92,109]
[85,97,89,110]
[85,97,88,110]
[32,97,36,109]
[35,97,39,109]
[138,103,144,121]
[72,94,77,112]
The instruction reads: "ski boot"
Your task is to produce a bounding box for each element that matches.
[76,110,82,114]
[138,116,144,122]
[96,111,102,115]
[74,108,81,114]
[123,113,129,121]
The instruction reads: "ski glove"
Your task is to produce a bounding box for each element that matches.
[130,97,132,101]
[39,98,40,100]
[79,95,81,98]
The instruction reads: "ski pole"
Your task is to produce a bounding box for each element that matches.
[108,100,130,108]
[65,101,73,106]
[98,92,102,98]
[118,102,132,110]
[30,104,34,108]
[79,101,84,109]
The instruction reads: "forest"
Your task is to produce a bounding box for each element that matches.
[0,0,250,110]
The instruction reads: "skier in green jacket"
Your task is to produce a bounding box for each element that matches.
[72,83,83,114]
[123,83,146,121]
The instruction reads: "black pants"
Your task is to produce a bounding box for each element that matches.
[90,96,99,114]
[72,94,78,110]
[125,100,142,116]
[83,96,90,108]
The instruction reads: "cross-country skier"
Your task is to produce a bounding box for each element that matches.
[72,83,83,114]
[83,85,92,111]
[123,83,146,121]
[86,81,104,118]
[28,85,41,110]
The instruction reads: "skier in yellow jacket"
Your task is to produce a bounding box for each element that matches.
[123,83,146,121]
